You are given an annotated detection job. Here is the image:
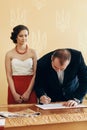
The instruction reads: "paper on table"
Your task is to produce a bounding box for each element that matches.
[0,118,5,126]
[0,111,40,118]
[35,103,87,110]
[0,112,19,118]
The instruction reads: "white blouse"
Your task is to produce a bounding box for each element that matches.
[11,58,34,75]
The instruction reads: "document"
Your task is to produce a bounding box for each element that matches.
[0,109,40,118]
[0,112,20,118]
[0,118,5,126]
[36,103,87,110]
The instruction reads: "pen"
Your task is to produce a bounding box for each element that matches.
[0,115,6,118]
[31,112,41,116]
[44,93,49,98]
[22,112,41,117]
[0,112,41,118]
[39,102,43,105]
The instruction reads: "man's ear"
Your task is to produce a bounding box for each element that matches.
[51,55,53,61]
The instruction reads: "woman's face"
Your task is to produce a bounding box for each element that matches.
[16,29,29,45]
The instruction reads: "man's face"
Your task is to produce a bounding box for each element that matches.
[51,57,70,72]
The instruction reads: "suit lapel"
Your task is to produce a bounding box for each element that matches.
[63,65,71,84]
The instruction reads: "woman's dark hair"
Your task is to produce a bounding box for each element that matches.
[10,25,29,44]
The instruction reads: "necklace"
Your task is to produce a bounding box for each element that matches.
[15,45,28,55]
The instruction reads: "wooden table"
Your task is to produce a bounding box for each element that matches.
[0,101,87,130]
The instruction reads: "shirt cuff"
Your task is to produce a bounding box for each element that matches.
[73,98,80,104]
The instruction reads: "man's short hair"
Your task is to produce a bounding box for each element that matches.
[51,49,71,65]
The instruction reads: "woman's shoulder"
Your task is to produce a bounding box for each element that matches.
[29,48,36,53]
[5,48,15,58]
[28,48,38,60]
[29,48,37,56]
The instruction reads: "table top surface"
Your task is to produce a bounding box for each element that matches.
[0,101,87,114]
[0,101,87,128]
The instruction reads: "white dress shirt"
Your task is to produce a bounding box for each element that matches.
[57,70,64,84]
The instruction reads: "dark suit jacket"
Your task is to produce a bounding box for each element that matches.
[34,49,87,102]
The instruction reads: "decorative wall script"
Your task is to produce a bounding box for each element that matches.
[32,0,46,10]
[56,9,70,32]
[31,30,47,54]
[10,8,27,26]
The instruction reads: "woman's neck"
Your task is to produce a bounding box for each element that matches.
[15,44,28,55]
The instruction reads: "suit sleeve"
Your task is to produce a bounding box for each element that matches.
[34,63,46,98]
[74,52,87,102]
[34,51,53,98]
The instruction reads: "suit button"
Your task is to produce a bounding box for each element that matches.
[63,91,65,96]
[62,88,65,96]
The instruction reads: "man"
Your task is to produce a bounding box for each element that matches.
[34,48,87,106]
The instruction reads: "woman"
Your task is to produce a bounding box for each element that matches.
[5,25,37,104]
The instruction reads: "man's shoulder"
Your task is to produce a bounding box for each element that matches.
[67,48,80,52]
[67,48,82,55]
[38,48,82,61]
[37,50,55,68]
[38,50,55,61]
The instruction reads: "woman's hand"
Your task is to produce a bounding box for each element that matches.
[21,91,30,102]
[13,92,23,103]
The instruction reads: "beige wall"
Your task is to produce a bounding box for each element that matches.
[0,0,87,105]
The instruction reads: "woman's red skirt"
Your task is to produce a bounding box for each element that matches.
[8,75,37,104]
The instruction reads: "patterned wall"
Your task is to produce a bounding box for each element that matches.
[0,0,87,104]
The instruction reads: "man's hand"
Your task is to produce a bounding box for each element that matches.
[40,95,51,104]
[62,100,78,107]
